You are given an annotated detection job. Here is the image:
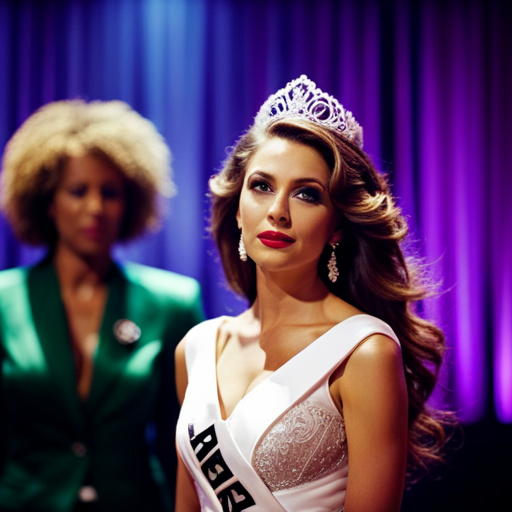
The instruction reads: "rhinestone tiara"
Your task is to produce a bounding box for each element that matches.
[254,75,363,148]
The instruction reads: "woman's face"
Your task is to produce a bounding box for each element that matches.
[237,137,340,276]
[49,153,126,259]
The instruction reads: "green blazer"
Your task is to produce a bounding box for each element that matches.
[0,258,204,512]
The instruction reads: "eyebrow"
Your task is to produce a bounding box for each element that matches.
[249,171,327,190]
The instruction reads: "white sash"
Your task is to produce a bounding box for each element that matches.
[177,318,282,511]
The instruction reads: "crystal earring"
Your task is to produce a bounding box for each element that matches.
[327,242,339,283]
[238,233,247,262]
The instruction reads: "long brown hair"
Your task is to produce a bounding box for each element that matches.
[210,117,455,480]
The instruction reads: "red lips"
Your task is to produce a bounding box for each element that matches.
[257,231,295,249]
[83,225,102,240]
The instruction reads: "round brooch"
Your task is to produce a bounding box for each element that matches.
[113,319,141,345]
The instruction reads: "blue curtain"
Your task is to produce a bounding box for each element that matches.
[1,0,511,427]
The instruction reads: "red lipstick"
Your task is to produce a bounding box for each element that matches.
[257,231,295,249]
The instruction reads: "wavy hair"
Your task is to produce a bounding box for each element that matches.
[210,117,456,481]
[0,99,173,245]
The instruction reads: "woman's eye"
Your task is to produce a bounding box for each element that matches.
[101,187,122,200]
[296,187,320,204]
[68,186,86,197]
[250,180,272,193]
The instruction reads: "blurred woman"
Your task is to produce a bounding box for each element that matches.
[175,76,454,512]
[0,100,204,512]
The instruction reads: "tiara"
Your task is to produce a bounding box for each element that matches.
[254,75,363,148]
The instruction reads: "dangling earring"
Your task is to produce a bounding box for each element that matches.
[328,242,339,283]
[238,233,247,262]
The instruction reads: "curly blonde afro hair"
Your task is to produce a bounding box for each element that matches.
[0,99,174,245]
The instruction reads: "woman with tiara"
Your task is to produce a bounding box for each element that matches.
[174,76,453,512]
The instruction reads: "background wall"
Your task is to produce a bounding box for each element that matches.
[0,0,511,509]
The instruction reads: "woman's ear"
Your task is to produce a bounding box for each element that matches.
[236,208,241,229]
[329,228,343,246]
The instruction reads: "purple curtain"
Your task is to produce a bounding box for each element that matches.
[0,0,511,426]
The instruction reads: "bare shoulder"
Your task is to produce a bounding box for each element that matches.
[175,336,187,367]
[334,334,406,410]
[331,331,408,511]
[349,334,402,370]
[175,335,189,405]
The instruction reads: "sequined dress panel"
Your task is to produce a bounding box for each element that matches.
[253,399,347,492]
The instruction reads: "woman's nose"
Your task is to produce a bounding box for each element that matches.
[267,193,290,225]
[86,192,104,214]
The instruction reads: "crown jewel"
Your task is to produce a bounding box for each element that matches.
[254,75,363,148]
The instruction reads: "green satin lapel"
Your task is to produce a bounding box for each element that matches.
[27,261,135,425]
[27,261,84,433]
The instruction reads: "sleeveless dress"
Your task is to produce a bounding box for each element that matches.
[176,314,400,512]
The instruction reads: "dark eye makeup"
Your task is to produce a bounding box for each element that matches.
[295,187,321,204]
[248,176,323,205]
[249,179,272,193]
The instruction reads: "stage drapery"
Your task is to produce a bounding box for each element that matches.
[0,0,511,425]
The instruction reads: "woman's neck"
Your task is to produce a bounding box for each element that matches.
[52,244,113,292]
[254,266,332,329]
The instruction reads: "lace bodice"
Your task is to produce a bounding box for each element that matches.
[252,400,347,492]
